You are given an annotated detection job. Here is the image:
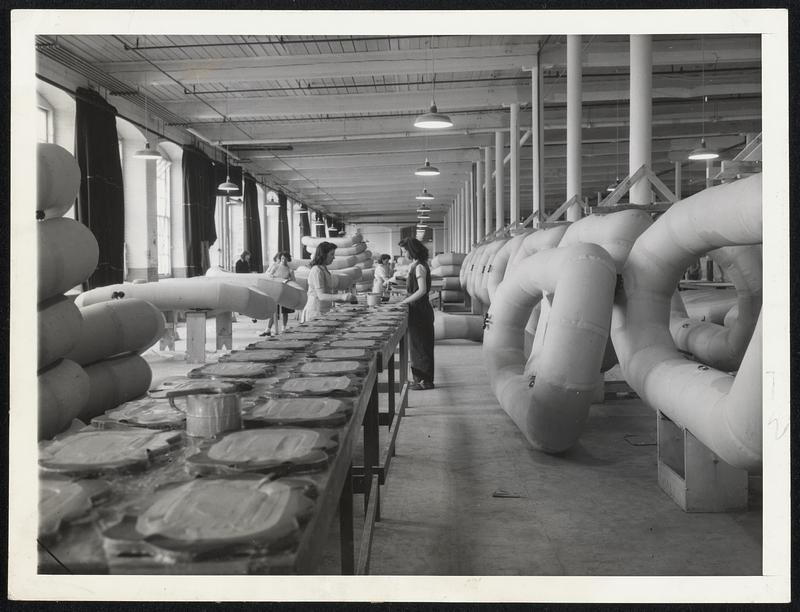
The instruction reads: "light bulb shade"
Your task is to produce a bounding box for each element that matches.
[133,142,163,160]
[416,204,432,214]
[606,179,619,193]
[688,140,719,161]
[414,159,440,176]
[218,176,239,191]
[415,188,435,201]
[414,104,453,129]
[417,213,431,219]
[416,223,428,229]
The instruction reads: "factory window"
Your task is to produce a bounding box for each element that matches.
[225,195,244,271]
[37,106,51,143]
[155,156,171,276]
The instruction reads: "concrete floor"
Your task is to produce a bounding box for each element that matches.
[360,340,762,576]
[143,317,762,577]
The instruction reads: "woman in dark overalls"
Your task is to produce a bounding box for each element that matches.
[398,238,435,390]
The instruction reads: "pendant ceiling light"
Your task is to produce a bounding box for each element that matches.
[416,203,432,214]
[218,147,238,191]
[133,75,164,160]
[414,158,440,176]
[688,36,719,161]
[414,37,453,130]
[415,188,435,201]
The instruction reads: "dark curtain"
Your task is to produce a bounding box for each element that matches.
[73,87,125,288]
[182,146,216,277]
[315,213,326,238]
[277,191,290,253]
[299,205,312,259]
[242,174,263,272]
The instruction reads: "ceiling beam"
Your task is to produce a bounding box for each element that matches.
[98,43,540,86]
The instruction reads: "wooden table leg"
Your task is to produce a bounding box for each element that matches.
[185,311,207,364]
[363,372,380,518]
[339,464,354,575]
[215,311,233,350]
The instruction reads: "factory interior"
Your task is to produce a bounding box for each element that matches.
[12,9,791,605]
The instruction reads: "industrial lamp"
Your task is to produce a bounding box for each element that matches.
[415,188,435,201]
[416,203,432,214]
[414,103,453,129]
[414,158,440,176]
[688,139,719,161]
[687,36,719,162]
[133,80,163,160]
[413,37,453,130]
[218,148,239,192]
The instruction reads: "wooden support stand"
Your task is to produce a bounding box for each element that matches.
[185,310,207,364]
[158,310,179,351]
[657,411,748,512]
[215,311,233,350]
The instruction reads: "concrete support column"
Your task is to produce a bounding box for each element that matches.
[484,147,494,235]
[475,160,484,241]
[460,189,467,252]
[566,34,583,222]
[465,182,472,248]
[629,34,653,205]
[530,59,544,226]
[469,170,476,245]
[705,159,714,190]
[674,161,682,200]
[495,131,504,230]
[454,196,461,254]
[509,102,520,227]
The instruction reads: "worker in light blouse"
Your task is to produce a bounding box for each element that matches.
[398,237,435,390]
[303,241,353,321]
[372,253,393,295]
[260,250,296,336]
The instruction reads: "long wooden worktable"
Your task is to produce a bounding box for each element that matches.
[38,304,409,575]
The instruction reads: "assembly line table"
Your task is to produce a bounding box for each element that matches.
[38,307,409,576]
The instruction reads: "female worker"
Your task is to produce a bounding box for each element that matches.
[372,253,393,296]
[235,250,251,273]
[303,241,353,321]
[260,250,296,336]
[398,237,435,390]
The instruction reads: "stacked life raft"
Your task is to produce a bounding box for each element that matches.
[37,143,166,440]
[430,252,466,304]
[295,233,374,293]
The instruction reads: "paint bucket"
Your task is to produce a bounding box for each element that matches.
[366,292,382,307]
[182,392,242,438]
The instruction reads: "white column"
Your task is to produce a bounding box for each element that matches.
[530,59,544,226]
[674,161,682,200]
[705,159,713,190]
[629,34,653,205]
[495,131,504,230]
[465,182,471,248]
[509,102,520,227]
[453,198,459,253]
[459,190,466,253]
[566,34,583,221]
[484,146,494,235]
[476,160,484,240]
[469,171,475,245]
